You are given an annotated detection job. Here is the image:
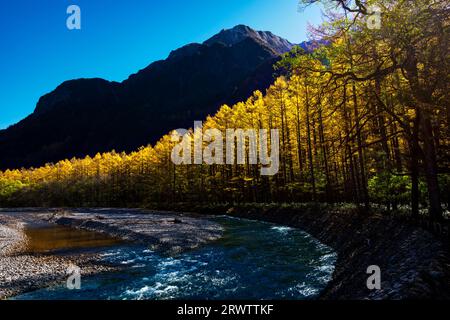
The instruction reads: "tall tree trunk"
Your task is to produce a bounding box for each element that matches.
[294,92,303,175]
[318,106,332,202]
[352,83,369,208]
[410,108,421,217]
[305,83,317,202]
[374,80,391,164]
[421,113,443,220]
[342,85,359,203]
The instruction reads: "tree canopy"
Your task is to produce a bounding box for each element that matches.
[1,0,448,220]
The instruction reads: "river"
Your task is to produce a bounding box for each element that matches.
[13,216,336,300]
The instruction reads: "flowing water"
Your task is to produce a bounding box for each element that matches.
[14,216,336,300]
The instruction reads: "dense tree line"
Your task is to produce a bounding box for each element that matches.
[0,0,448,220]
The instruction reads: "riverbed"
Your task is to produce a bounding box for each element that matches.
[1,210,336,300]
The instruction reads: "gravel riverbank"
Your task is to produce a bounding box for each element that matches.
[3,206,447,300]
[47,208,223,254]
[0,208,223,299]
[0,214,114,299]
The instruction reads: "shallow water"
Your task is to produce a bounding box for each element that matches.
[14,216,336,300]
[23,224,122,254]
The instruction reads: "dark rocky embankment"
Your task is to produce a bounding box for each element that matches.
[153,203,450,300]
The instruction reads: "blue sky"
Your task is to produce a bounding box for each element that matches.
[0,0,322,129]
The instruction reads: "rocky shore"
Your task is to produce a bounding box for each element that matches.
[46,208,223,254]
[0,208,223,299]
[0,214,114,299]
[2,206,448,300]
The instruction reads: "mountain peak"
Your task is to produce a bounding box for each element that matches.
[204,25,294,55]
[0,25,298,169]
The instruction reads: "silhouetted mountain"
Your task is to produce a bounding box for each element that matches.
[204,24,294,54]
[0,25,301,169]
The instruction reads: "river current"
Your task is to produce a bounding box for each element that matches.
[14,216,336,300]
